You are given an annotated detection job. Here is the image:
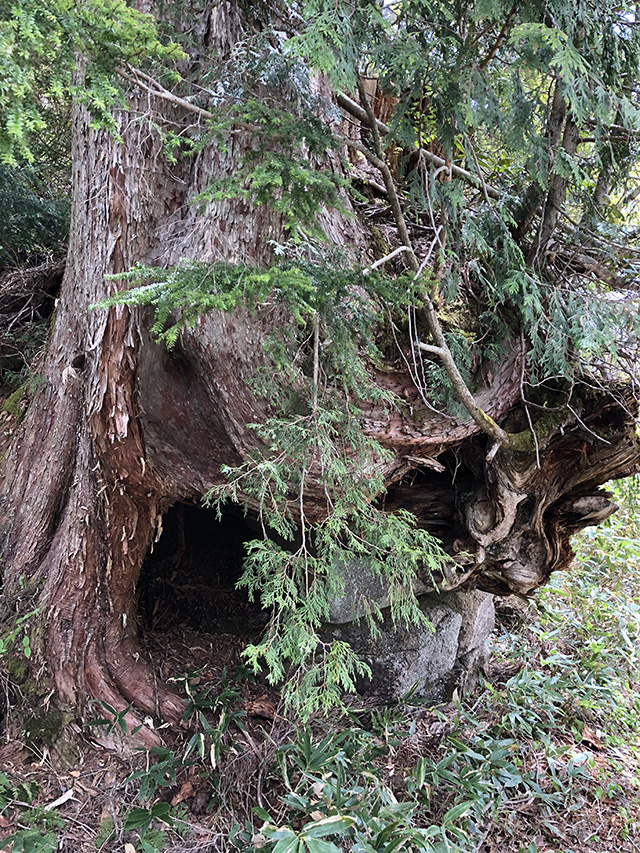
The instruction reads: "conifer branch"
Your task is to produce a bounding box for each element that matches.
[118,66,501,202]
[477,3,518,71]
[355,78,510,450]
[336,92,500,199]
[119,62,512,451]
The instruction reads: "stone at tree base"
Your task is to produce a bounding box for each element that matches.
[326,588,495,703]
[327,558,438,624]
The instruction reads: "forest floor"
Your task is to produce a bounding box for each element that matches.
[1,483,640,853]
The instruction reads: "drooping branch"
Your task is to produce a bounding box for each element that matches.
[354,77,511,451]
[115,61,514,452]
[336,92,501,199]
[119,64,503,207]
[477,3,518,71]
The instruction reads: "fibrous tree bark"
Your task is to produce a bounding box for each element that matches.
[1,2,639,740]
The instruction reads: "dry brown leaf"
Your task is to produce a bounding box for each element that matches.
[75,780,100,796]
[171,779,195,806]
[581,725,604,750]
[103,768,117,786]
[244,699,276,720]
[191,788,210,815]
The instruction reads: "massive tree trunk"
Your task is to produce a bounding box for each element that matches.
[0,8,365,739]
[1,5,639,739]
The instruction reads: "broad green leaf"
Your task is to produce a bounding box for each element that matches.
[301,814,356,838]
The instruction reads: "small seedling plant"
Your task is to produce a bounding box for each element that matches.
[0,773,65,853]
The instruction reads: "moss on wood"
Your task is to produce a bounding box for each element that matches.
[2,383,27,422]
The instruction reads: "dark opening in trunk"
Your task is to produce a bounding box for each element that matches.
[137,503,268,640]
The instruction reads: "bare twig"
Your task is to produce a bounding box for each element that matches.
[336,91,500,199]
[465,136,491,206]
[312,313,320,415]
[116,65,214,121]
[567,404,612,444]
[333,132,388,171]
[356,77,416,256]
[355,77,511,450]
[520,336,541,469]
[363,245,414,273]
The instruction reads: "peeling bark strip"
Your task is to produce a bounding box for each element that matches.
[1,2,639,734]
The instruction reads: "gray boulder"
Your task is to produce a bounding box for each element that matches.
[326,566,495,703]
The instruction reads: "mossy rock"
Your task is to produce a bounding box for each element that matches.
[23,707,66,749]
[370,226,391,261]
[6,655,28,682]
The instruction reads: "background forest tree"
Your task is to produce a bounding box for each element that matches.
[1,0,640,739]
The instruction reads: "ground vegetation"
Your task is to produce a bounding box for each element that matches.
[1,0,640,756]
[0,479,639,851]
